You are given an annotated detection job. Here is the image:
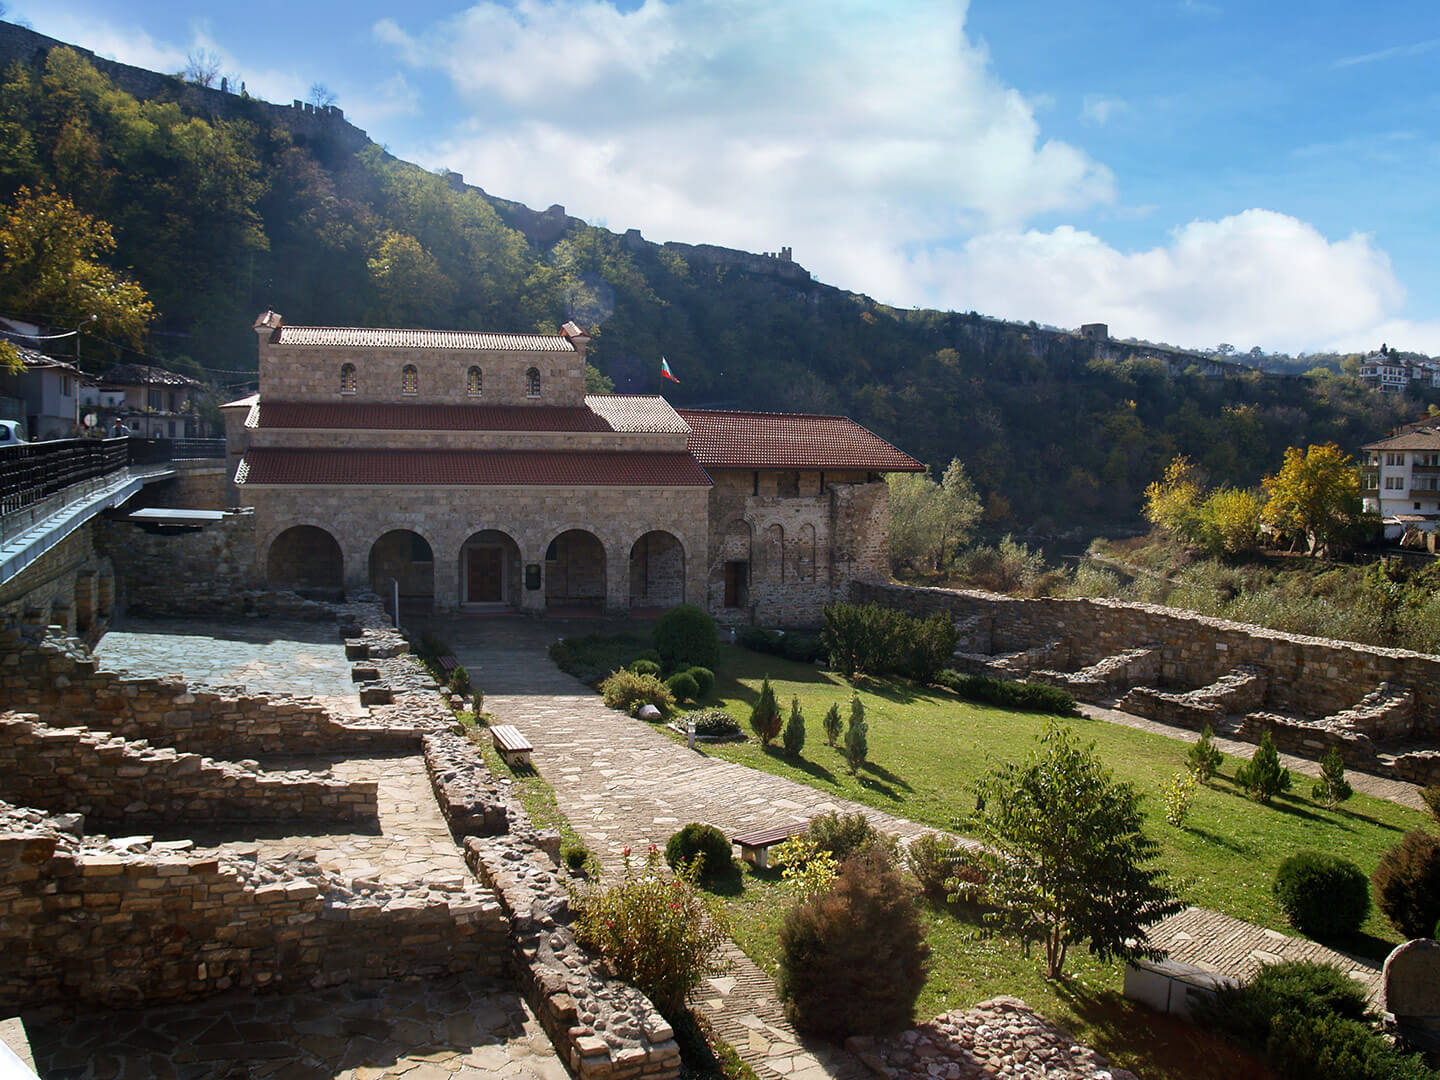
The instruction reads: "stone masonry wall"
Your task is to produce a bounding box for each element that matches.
[257,338,587,408]
[0,523,114,642]
[0,802,507,1012]
[0,714,378,827]
[0,630,421,758]
[96,511,263,617]
[854,582,1440,736]
[247,483,710,612]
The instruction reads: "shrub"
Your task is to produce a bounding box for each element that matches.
[654,604,718,672]
[805,810,896,863]
[749,676,782,745]
[783,696,806,756]
[630,659,662,677]
[942,847,992,910]
[737,626,781,653]
[1273,852,1371,938]
[574,847,728,1021]
[776,850,930,1039]
[821,702,843,746]
[1235,731,1291,803]
[774,835,838,899]
[665,671,699,705]
[1421,784,1440,824]
[1373,829,1440,938]
[599,669,674,717]
[738,626,825,665]
[1160,771,1197,827]
[1312,745,1353,808]
[678,709,741,738]
[820,603,955,681]
[550,633,651,684]
[635,648,662,664]
[562,842,590,873]
[448,665,470,694]
[1194,960,1373,1050]
[1187,725,1224,780]
[686,666,715,698]
[932,669,1079,716]
[664,822,733,881]
[905,832,967,898]
[843,692,868,773]
[1266,1011,1436,1080]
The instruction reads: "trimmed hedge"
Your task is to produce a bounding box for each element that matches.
[599,669,674,717]
[666,671,699,705]
[932,669,1080,716]
[1273,851,1370,938]
[686,666,715,698]
[820,603,956,682]
[738,627,826,665]
[665,822,733,880]
[654,605,719,672]
[677,709,742,738]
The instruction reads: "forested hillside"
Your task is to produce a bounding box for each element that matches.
[0,30,1422,526]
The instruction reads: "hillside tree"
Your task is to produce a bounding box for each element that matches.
[1262,443,1364,556]
[888,458,983,573]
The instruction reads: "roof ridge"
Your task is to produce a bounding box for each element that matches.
[676,406,851,421]
[283,324,567,339]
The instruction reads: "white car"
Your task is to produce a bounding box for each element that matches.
[0,420,25,445]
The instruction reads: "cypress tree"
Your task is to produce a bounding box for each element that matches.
[844,692,868,773]
[783,696,806,757]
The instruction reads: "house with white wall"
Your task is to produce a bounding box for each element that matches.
[1362,426,1440,536]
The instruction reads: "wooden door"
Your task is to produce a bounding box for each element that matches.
[468,547,503,602]
[724,561,748,608]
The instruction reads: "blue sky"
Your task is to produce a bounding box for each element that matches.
[9,0,1440,354]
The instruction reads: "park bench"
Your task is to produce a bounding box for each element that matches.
[436,654,459,676]
[730,821,808,869]
[490,724,533,768]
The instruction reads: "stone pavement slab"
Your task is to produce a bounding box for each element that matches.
[96,617,362,716]
[24,973,564,1080]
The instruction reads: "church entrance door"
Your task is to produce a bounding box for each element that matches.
[468,547,504,602]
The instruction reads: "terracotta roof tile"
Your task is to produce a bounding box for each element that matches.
[274,326,576,352]
[247,401,613,432]
[677,408,924,471]
[237,448,712,487]
[1363,430,1440,451]
[584,395,690,433]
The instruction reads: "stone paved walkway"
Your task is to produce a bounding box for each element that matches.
[1147,907,1385,1007]
[178,752,472,890]
[25,973,565,1080]
[96,617,363,716]
[428,615,938,1080]
[1083,702,1426,811]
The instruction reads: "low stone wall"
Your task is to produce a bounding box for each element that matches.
[1327,683,1415,741]
[0,630,421,758]
[0,802,508,1011]
[1119,667,1268,731]
[1032,646,1161,702]
[0,714,378,827]
[1238,712,1377,764]
[855,581,1440,735]
[466,836,681,1080]
[954,639,1068,680]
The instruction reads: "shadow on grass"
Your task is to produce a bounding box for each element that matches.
[861,759,914,792]
[762,745,838,784]
[698,861,747,898]
[1051,978,1279,1080]
[1183,826,1251,855]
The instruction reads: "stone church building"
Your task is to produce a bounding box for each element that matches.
[224,311,922,625]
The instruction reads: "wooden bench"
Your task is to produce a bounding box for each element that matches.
[436,654,459,675]
[731,821,808,869]
[490,724,533,768]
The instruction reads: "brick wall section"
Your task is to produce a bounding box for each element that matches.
[853,582,1440,735]
[0,524,115,641]
[0,630,421,758]
[96,512,266,617]
[0,714,378,827]
[0,803,507,1011]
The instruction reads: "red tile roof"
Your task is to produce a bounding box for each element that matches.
[677,409,924,471]
[236,448,712,487]
[273,326,576,351]
[247,401,614,432]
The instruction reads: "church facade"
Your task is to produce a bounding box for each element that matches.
[225,312,922,626]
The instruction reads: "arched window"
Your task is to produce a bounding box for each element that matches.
[340,363,357,394]
[401,364,418,395]
[467,366,483,396]
[526,367,541,398]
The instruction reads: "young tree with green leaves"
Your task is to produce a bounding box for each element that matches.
[1312,746,1352,808]
[749,677,781,747]
[821,701,843,747]
[969,724,1184,978]
[1235,732,1292,804]
[1186,725,1224,780]
[843,692,868,773]
[887,458,983,574]
[783,696,806,757]
[1262,444,1364,557]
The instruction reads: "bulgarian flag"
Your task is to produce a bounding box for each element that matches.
[660,357,680,383]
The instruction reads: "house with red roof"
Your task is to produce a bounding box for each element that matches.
[225,312,923,623]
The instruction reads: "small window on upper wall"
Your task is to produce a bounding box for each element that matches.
[340,363,357,394]
[467,366,483,396]
[402,365,419,395]
[526,367,541,398]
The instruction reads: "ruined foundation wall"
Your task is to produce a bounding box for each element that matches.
[854,582,1440,734]
[0,714,378,826]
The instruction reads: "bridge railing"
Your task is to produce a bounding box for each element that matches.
[0,436,225,519]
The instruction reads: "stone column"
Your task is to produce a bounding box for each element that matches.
[74,570,97,635]
[605,539,630,614]
[519,543,546,614]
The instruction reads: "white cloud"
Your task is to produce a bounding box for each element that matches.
[377,0,1116,301]
[1327,319,1440,357]
[1081,94,1130,126]
[909,211,1406,353]
[1334,37,1440,69]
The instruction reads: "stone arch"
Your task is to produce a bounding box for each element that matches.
[629,530,685,609]
[267,525,344,594]
[459,529,522,607]
[545,528,606,609]
[794,523,816,582]
[368,529,436,611]
[764,523,785,584]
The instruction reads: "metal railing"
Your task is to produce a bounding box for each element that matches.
[0,436,225,519]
